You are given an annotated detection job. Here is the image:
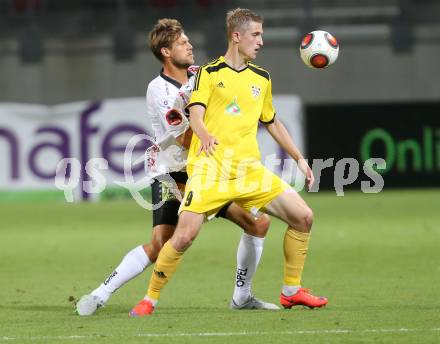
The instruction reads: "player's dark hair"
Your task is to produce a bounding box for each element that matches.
[226,8,263,41]
[148,18,183,62]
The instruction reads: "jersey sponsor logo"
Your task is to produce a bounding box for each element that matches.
[216,81,225,88]
[154,270,167,279]
[165,109,183,126]
[225,97,241,116]
[235,268,248,287]
[184,190,193,206]
[251,85,261,98]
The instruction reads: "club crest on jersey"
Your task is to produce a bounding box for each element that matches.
[251,85,261,98]
[225,97,241,116]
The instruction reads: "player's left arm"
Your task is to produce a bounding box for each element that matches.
[260,76,314,190]
[263,118,314,190]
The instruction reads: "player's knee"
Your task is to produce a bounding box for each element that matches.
[251,214,270,237]
[290,207,313,232]
[302,207,314,231]
[172,232,194,250]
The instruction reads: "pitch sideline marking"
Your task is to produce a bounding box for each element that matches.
[1,328,440,341]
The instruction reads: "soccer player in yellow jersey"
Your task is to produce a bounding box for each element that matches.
[130,9,328,316]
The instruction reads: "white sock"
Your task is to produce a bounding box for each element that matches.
[232,233,264,305]
[282,285,300,296]
[91,245,151,303]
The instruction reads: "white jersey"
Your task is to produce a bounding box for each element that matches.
[146,68,196,178]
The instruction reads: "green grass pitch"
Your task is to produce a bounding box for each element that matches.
[1,190,439,343]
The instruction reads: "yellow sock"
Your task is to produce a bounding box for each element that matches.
[283,227,310,286]
[146,241,183,300]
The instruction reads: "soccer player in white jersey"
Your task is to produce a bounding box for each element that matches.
[76,18,278,316]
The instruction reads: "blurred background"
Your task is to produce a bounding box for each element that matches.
[0,0,439,199]
[1,0,440,103]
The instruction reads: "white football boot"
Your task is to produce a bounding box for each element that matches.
[230,295,280,310]
[76,294,104,316]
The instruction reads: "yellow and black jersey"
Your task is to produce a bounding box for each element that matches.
[185,56,276,179]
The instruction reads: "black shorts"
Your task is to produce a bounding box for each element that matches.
[151,171,231,227]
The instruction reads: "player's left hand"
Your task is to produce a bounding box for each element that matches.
[298,159,314,191]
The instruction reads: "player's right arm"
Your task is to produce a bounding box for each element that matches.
[186,66,218,156]
[189,105,218,156]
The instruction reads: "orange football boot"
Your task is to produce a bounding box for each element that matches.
[129,299,155,317]
[280,288,328,309]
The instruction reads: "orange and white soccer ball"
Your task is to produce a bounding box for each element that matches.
[299,30,339,69]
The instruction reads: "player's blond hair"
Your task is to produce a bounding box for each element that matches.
[148,18,183,62]
[226,8,263,41]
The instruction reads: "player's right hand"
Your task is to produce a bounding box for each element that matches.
[197,134,219,157]
[145,143,160,171]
